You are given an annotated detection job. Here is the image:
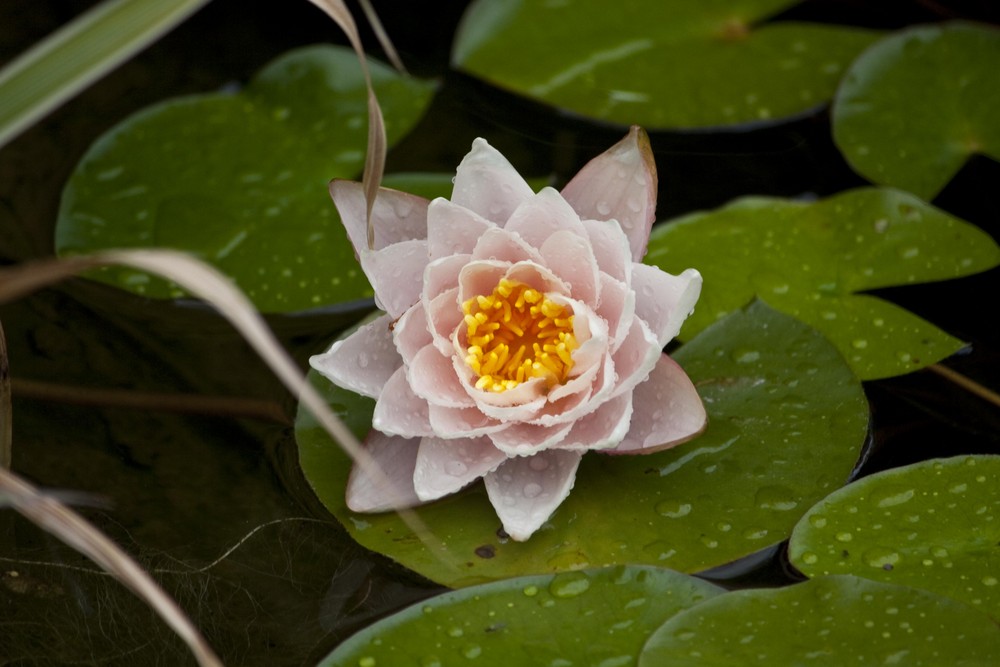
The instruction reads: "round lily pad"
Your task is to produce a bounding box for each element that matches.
[452,0,881,129]
[834,22,1000,201]
[789,455,1000,621]
[645,187,1000,380]
[320,565,723,666]
[639,575,1000,666]
[55,45,436,313]
[295,301,868,587]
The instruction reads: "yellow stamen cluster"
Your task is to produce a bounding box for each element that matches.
[462,278,578,393]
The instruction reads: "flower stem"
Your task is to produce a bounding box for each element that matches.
[927,363,1000,409]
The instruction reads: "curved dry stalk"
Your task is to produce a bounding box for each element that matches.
[0,466,223,667]
[927,363,1000,409]
[1,319,10,470]
[0,252,458,576]
[306,0,390,250]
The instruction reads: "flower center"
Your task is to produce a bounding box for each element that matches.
[462,278,577,393]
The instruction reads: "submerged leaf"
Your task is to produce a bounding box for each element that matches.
[55,45,435,313]
[789,455,1000,621]
[453,0,880,128]
[296,302,868,586]
[645,187,1000,380]
[834,22,1000,200]
[321,566,723,666]
[639,575,1000,666]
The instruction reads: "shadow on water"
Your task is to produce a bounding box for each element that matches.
[1,0,998,664]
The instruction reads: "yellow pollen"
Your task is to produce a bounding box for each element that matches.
[462,278,577,393]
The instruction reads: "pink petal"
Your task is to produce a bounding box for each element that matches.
[531,355,616,427]
[452,138,535,224]
[608,354,707,455]
[428,403,509,439]
[425,287,463,357]
[330,180,430,253]
[470,391,547,423]
[393,303,433,366]
[345,431,422,512]
[484,450,582,541]
[361,239,429,318]
[407,346,474,408]
[424,254,470,299]
[413,436,507,502]
[372,367,434,437]
[581,219,632,284]
[632,265,702,346]
[488,421,573,457]
[558,393,633,451]
[610,315,661,398]
[595,273,635,352]
[504,188,587,249]
[456,260,509,305]
[540,229,599,305]
[426,198,496,260]
[309,314,401,399]
[471,227,544,264]
[561,126,657,262]
[503,261,570,297]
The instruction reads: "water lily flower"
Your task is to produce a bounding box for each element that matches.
[311,127,706,541]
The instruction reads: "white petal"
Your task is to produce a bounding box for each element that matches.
[424,254,470,299]
[632,265,702,346]
[609,354,707,455]
[393,303,433,366]
[488,421,573,457]
[504,187,587,249]
[484,450,582,541]
[425,287,463,357]
[310,314,401,399]
[610,315,661,398]
[372,367,434,437]
[540,229,599,305]
[560,126,657,262]
[345,431,422,512]
[471,227,544,264]
[452,138,535,224]
[428,403,509,439]
[413,436,507,501]
[581,219,632,284]
[427,198,496,260]
[456,260,509,305]
[558,393,633,451]
[407,346,474,408]
[330,180,429,253]
[360,239,429,318]
[595,273,635,352]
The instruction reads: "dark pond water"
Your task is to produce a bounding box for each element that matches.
[1,0,999,665]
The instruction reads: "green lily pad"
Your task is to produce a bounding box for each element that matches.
[55,45,436,313]
[639,575,1000,666]
[789,455,1000,621]
[645,187,1000,380]
[452,0,880,129]
[320,565,723,666]
[295,301,868,587]
[833,22,1000,201]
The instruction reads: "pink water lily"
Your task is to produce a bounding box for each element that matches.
[311,127,706,541]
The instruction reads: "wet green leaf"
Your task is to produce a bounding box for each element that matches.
[834,22,1000,200]
[639,575,1000,666]
[55,45,435,313]
[789,455,1000,621]
[321,565,723,666]
[452,0,880,129]
[296,302,868,587]
[645,187,1000,380]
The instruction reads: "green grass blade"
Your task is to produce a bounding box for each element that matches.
[0,0,211,150]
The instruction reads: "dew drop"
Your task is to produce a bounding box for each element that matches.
[523,482,543,498]
[835,531,853,542]
[742,527,768,540]
[732,347,761,364]
[873,487,915,508]
[852,339,868,350]
[359,658,376,667]
[421,657,443,667]
[528,456,549,471]
[655,500,692,518]
[549,572,591,598]
[462,644,482,659]
[809,514,828,529]
[801,551,819,565]
[596,201,612,216]
[522,585,539,597]
[700,536,719,549]
[448,627,464,638]
[982,576,998,587]
[445,460,468,477]
[863,546,900,568]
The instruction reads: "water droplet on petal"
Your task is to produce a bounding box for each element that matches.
[528,456,549,471]
[523,482,542,498]
[445,461,468,477]
[596,201,612,216]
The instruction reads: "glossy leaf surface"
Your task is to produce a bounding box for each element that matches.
[789,455,1000,621]
[639,575,1000,666]
[453,0,880,128]
[55,45,435,313]
[645,188,1000,380]
[321,565,723,666]
[834,22,1000,200]
[296,302,868,586]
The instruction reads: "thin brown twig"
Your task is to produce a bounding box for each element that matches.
[1,319,11,470]
[12,377,292,426]
[927,363,1000,409]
